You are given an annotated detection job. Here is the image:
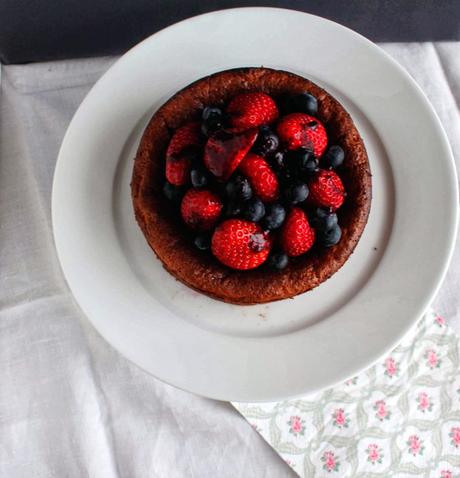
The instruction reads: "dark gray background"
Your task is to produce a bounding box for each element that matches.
[1,0,459,64]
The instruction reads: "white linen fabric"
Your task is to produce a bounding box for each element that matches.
[1,43,459,477]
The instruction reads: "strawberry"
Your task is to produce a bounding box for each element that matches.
[308,169,345,210]
[166,122,202,185]
[239,153,279,202]
[181,189,222,230]
[211,219,272,270]
[204,129,258,180]
[276,113,327,157]
[227,92,279,132]
[281,208,315,257]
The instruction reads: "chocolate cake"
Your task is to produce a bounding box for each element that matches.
[131,67,371,304]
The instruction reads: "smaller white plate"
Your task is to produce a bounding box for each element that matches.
[52,8,458,401]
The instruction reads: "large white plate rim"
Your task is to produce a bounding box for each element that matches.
[52,8,458,401]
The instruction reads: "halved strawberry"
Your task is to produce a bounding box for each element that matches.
[277,113,327,157]
[308,170,345,211]
[204,129,258,180]
[227,92,279,132]
[239,153,279,202]
[211,219,272,270]
[166,122,202,185]
[181,189,222,230]
[281,208,315,257]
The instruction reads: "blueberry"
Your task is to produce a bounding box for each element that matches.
[243,197,265,222]
[271,151,286,171]
[201,120,222,137]
[163,182,183,203]
[194,234,211,250]
[312,208,338,231]
[190,168,209,188]
[283,182,309,205]
[318,224,342,247]
[254,126,279,156]
[298,149,319,174]
[287,148,318,176]
[202,106,222,122]
[224,200,242,217]
[291,93,318,116]
[267,251,289,271]
[262,203,286,230]
[322,145,345,169]
[278,166,297,186]
[225,175,252,201]
[201,106,224,136]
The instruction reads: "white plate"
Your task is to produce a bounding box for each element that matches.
[52,8,458,402]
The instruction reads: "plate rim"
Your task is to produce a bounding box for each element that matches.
[52,7,459,401]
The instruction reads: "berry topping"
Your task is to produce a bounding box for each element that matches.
[224,200,242,218]
[282,92,318,116]
[266,251,289,271]
[190,168,209,188]
[253,126,280,156]
[166,122,203,185]
[262,203,286,230]
[163,182,184,204]
[281,208,315,257]
[311,207,338,231]
[225,175,252,202]
[277,113,327,156]
[288,148,319,175]
[270,150,286,171]
[181,189,222,230]
[239,153,279,202]
[243,197,266,222]
[201,106,225,136]
[317,224,342,247]
[202,106,223,121]
[322,145,345,169]
[308,169,345,210]
[211,219,271,270]
[160,85,350,272]
[283,181,309,205]
[227,92,279,132]
[204,129,258,180]
[194,233,211,250]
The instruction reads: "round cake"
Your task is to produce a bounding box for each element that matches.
[131,67,371,304]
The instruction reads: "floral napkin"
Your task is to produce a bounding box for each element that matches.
[233,310,460,477]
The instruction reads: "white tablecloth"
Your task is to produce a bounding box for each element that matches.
[1,43,459,477]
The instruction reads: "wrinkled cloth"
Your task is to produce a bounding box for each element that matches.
[1,43,459,477]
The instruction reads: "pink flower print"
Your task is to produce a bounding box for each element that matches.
[435,316,446,327]
[366,443,383,464]
[321,451,340,472]
[332,408,349,428]
[287,416,305,436]
[416,392,433,412]
[449,427,460,448]
[374,400,391,421]
[441,470,453,478]
[407,435,424,456]
[425,349,441,369]
[384,357,399,377]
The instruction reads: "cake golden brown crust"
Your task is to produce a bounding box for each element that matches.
[131,68,372,304]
